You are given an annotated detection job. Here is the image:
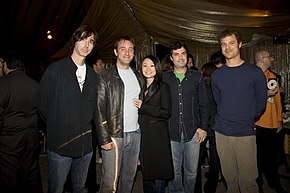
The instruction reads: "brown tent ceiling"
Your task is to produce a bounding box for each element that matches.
[53,0,290,62]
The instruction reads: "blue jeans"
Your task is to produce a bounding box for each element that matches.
[168,132,200,193]
[99,130,141,193]
[47,150,93,193]
[143,179,166,193]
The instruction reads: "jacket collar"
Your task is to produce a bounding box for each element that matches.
[170,68,193,77]
[143,83,157,103]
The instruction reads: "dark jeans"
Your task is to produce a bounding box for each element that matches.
[143,179,166,193]
[47,149,93,193]
[195,139,207,193]
[87,125,99,193]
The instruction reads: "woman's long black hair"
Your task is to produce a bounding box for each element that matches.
[139,55,163,96]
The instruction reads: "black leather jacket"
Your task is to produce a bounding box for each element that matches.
[96,65,141,145]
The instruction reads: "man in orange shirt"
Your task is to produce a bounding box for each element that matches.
[255,50,287,193]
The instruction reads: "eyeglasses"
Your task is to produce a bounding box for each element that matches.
[262,55,272,58]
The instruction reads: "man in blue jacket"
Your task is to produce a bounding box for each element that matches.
[163,41,209,193]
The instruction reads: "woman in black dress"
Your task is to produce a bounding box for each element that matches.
[134,55,174,193]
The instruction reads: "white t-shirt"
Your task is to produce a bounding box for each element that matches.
[118,67,140,132]
[75,64,86,91]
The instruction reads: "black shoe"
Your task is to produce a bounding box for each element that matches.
[257,183,264,193]
[220,176,227,191]
[274,187,287,193]
[96,184,100,191]
[256,175,264,193]
[258,185,264,193]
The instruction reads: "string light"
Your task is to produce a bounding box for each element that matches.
[47,30,53,40]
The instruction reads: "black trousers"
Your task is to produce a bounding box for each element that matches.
[256,125,283,189]
[0,139,43,193]
[203,136,226,193]
[195,136,226,193]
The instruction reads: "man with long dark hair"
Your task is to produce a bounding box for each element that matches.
[38,25,98,193]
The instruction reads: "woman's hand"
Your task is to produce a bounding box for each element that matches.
[134,98,142,108]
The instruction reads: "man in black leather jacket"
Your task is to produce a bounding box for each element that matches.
[96,36,141,193]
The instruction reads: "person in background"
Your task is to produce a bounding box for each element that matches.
[161,54,173,72]
[211,29,267,193]
[0,57,4,78]
[187,53,198,70]
[93,58,105,74]
[135,55,174,193]
[195,50,225,193]
[96,36,141,193]
[38,25,98,193]
[92,58,105,165]
[163,41,209,193]
[255,50,287,193]
[87,56,104,193]
[201,62,226,193]
[210,50,225,68]
[0,52,43,193]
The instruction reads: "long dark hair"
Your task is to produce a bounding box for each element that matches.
[70,25,97,52]
[140,55,163,95]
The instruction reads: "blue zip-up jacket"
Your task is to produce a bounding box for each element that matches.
[163,69,209,142]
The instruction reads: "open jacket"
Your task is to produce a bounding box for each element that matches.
[37,57,98,157]
[96,65,141,145]
[163,69,209,142]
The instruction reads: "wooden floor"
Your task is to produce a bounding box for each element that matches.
[39,152,290,193]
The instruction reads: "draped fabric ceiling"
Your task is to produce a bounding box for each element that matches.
[54,0,290,62]
[1,0,290,75]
